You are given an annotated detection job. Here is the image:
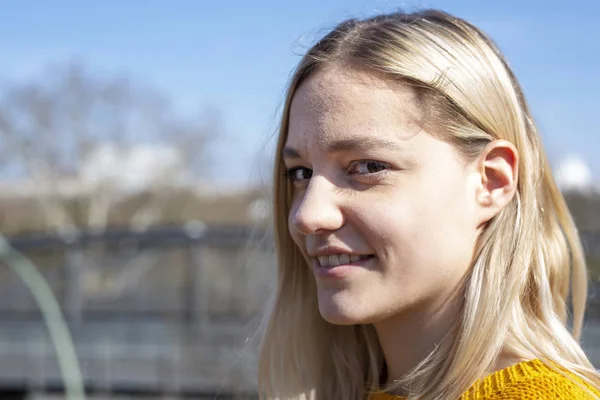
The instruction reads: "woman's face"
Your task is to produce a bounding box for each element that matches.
[284,66,484,325]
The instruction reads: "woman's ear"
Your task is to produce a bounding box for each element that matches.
[472,140,519,226]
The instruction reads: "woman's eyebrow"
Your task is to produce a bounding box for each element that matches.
[283,137,403,160]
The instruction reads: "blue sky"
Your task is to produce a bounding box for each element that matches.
[0,0,598,188]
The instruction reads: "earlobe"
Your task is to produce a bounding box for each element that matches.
[475,140,519,223]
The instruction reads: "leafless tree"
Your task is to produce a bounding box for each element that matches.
[0,61,219,309]
[0,61,215,232]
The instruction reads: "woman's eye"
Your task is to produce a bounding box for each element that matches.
[284,167,313,182]
[349,160,389,175]
[284,161,388,184]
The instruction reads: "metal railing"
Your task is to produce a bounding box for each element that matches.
[0,226,599,398]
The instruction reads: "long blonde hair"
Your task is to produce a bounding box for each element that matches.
[258,9,600,399]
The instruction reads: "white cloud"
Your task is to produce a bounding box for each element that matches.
[80,143,192,192]
[555,154,594,192]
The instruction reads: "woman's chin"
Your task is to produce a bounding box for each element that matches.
[317,297,372,325]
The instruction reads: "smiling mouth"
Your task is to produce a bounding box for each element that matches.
[316,254,374,268]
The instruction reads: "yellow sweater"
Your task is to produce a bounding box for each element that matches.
[369,359,600,399]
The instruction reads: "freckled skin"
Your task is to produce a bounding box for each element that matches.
[284,65,481,325]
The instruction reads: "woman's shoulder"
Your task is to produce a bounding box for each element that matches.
[368,359,600,399]
[464,358,600,399]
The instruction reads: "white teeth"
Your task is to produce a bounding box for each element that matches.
[338,254,350,264]
[318,256,330,267]
[328,254,339,266]
[317,254,373,267]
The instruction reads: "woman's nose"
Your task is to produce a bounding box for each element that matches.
[289,177,344,235]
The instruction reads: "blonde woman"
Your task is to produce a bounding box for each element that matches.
[258,9,600,399]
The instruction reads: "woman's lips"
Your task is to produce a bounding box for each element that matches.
[313,255,376,278]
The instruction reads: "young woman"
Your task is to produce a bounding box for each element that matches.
[258,9,600,399]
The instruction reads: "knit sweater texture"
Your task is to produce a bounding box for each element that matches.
[369,359,599,399]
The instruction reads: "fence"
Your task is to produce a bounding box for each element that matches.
[0,225,273,399]
[0,226,599,399]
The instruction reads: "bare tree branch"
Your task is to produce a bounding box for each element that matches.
[0,61,216,234]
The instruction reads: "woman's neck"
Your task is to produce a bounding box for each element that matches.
[373,291,528,394]
[373,290,462,389]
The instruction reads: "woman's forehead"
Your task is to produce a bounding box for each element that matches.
[286,69,423,155]
[292,66,417,114]
[288,68,422,137]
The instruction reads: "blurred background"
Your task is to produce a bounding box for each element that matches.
[0,0,598,399]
